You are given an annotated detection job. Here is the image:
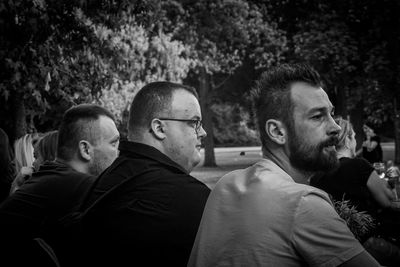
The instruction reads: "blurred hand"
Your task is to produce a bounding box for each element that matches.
[390,201,400,210]
[386,166,400,179]
[19,166,33,178]
[9,167,34,194]
[362,140,369,147]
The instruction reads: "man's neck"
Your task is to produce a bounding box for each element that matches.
[262,147,312,185]
[55,158,89,174]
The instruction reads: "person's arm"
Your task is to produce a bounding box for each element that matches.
[338,251,381,266]
[366,171,395,208]
[363,136,378,152]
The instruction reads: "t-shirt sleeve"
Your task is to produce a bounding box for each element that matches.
[292,192,365,267]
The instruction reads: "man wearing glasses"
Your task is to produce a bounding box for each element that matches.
[78,81,210,267]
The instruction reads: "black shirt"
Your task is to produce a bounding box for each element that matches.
[363,135,383,164]
[310,157,377,215]
[0,161,95,266]
[81,141,211,267]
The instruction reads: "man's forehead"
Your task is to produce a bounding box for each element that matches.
[170,90,201,117]
[98,116,119,136]
[290,82,333,112]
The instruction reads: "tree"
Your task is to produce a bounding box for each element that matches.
[161,0,287,166]
[264,0,400,161]
[0,0,124,140]
[79,10,196,136]
[0,0,196,141]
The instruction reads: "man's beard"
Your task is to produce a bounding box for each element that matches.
[88,151,108,176]
[288,130,339,172]
[88,159,103,176]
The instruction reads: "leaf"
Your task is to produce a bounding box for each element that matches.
[333,199,375,242]
[44,72,51,91]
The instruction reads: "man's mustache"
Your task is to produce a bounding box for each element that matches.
[319,136,339,149]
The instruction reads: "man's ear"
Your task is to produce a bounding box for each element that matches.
[150,119,166,140]
[265,119,287,145]
[78,140,92,161]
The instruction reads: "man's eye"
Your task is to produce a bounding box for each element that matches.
[312,114,323,120]
[111,141,119,147]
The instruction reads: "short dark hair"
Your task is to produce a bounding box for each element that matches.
[252,63,323,148]
[57,104,115,160]
[128,81,198,135]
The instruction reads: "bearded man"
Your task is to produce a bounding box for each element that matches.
[188,63,381,267]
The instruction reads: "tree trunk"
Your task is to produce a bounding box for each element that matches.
[12,92,27,141]
[394,99,400,164]
[389,1,400,164]
[198,67,217,167]
[350,100,364,152]
[335,83,348,118]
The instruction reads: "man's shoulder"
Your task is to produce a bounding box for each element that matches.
[95,155,209,194]
[215,159,328,202]
[220,158,288,179]
[28,162,94,186]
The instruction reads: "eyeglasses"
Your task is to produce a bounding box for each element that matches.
[158,118,203,135]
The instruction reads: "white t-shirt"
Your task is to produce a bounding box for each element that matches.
[188,159,365,267]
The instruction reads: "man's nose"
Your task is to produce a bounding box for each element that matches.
[198,125,207,139]
[328,115,341,136]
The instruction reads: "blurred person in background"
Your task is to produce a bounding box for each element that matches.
[310,117,400,266]
[10,133,42,194]
[311,118,394,213]
[0,128,15,203]
[33,130,58,171]
[361,122,383,165]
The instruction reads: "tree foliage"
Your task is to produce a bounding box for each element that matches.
[78,10,196,133]
[163,0,287,166]
[0,0,121,139]
[0,0,196,139]
[2,0,399,164]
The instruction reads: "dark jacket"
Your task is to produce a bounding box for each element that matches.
[0,160,95,266]
[81,141,211,267]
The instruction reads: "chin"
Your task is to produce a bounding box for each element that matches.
[191,156,201,168]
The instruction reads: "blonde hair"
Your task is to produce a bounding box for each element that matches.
[335,117,354,150]
[14,134,36,172]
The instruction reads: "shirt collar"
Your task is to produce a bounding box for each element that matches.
[118,141,188,174]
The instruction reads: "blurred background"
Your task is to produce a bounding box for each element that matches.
[1,0,399,169]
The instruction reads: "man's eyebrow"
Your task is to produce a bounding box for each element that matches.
[308,106,334,114]
[111,135,120,142]
[191,115,201,120]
